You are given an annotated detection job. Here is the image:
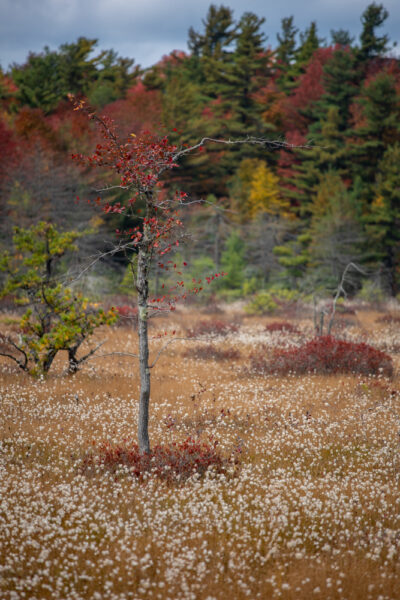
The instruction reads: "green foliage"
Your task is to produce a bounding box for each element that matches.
[357,279,386,304]
[11,38,136,113]
[358,2,390,62]
[0,222,116,375]
[245,288,300,315]
[220,231,246,290]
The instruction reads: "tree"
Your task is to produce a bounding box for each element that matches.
[219,230,246,290]
[248,160,290,218]
[70,96,290,453]
[11,38,136,113]
[348,70,400,188]
[365,143,400,294]
[358,2,389,63]
[0,222,116,375]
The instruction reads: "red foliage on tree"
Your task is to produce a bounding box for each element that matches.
[283,48,333,135]
[101,81,163,139]
[0,118,19,187]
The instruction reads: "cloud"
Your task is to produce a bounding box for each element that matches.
[0,0,399,70]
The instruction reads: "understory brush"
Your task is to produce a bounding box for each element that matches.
[251,335,394,376]
[265,321,301,334]
[183,344,241,361]
[186,319,239,338]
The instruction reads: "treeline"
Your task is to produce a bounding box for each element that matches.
[0,2,399,298]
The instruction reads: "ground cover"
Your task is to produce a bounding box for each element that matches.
[0,307,400,599]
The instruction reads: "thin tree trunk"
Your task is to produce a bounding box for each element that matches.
[137,246,151,454]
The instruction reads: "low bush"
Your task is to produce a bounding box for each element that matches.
[265,321,301,334]
[82,437,235,483]
[184,344,241,361]
[186,319,239,338]
[376,314,400,324]
[250,335,393,377]
[113,305,138,327]
[245,289,300,316]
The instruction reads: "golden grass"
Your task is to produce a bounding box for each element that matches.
[1,308,400,599]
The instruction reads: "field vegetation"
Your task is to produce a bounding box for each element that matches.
[1,303,400,600]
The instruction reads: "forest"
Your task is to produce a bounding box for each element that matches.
[0,1,399,302]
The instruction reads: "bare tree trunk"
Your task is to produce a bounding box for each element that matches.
[137,246,151,454]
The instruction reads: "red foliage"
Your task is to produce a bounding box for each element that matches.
[102,81,163,138]
[375,314,400,324]
[187,319,239,338]
[0,118,19,186]
[82,437,234,483]
[251,336,393,376]
[113,305,138,327]
[184,344,241,361]
[283,48,333,134]
[265,321,301,334]
[13,106,60,151]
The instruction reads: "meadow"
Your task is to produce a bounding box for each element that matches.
[1,304,400,600]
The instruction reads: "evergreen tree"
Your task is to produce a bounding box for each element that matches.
[330,29,354,47]
[358,2,389,62]
[348,70,400,188]
[293,22,323,75]
[365,143,400,294]
[308,172,364,288]
[220,230,246,290]
[275,16,298,89]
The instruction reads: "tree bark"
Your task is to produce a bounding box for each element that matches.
[137,245,151,454]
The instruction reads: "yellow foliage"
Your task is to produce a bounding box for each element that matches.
[248,162,290,218]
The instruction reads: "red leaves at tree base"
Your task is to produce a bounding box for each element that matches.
[82,437,236,484]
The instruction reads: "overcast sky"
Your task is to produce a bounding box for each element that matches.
[1,0,399,72]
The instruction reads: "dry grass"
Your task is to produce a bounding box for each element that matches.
[1,307,400,599]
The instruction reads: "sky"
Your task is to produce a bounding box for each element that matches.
[1,0,399,72]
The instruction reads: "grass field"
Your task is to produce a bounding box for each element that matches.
[1,306,400,600]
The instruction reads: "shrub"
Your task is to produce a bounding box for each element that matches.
[183,344,241,361]
[187,319,239,338]
[376,314,400,324]
[250,336,393,377]
[82,437,235,483]
[245,288,300,316]
[113,305,138,327]
[265,321,301,334]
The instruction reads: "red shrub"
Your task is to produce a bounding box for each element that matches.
[113,305,138,327]
[184,344,241,361]
[376,314,400,324]
[265,321,301,334]
[82,437,234,483]
[251,336,393,377]
[187,319,239,338]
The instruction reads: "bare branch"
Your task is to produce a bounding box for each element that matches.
[75,341,105,366]
[0,334,28,371]
[173,136,312,162]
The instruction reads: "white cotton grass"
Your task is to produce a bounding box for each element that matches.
[0,309,399,599]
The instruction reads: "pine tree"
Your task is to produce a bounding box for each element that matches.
[308,172,364,288]
[348,70,400,189]
[357,2,390,63]
[275,16,298,90]
[293,22,323,76]
[365,143,400,294]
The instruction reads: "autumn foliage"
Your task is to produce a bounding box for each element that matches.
[251,336,393,376]
[187,319,240,338]
[82,437,235,483]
